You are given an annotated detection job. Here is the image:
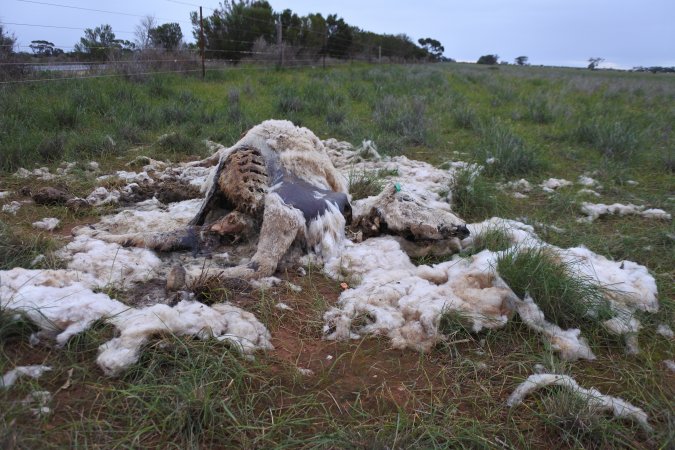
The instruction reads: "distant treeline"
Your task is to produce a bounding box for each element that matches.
[632,66,675,74]
[190,1,445,63]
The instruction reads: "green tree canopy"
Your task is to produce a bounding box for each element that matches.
[191,0,275,61]
[74,24,135,60]
[515,55,528,66]
[29,40,64,56]
[150,23,183,51]
[418,38,444,60]
[0,24,16,60]
[477,54,499,65]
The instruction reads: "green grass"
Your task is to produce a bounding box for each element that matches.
[0,62,673,449]
[497,247,614,329]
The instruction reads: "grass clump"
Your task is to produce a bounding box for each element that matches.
[0,221,58,270]
[463,226,512,255]
[573,117,643,159]
[348,170,385,200]
[449,168,501,222]
[452,104,480,130]
[539,389,644,449]
[373,95,430,145]
[497,247,613,329]
[479,121,542,177]
[522,94,556,124]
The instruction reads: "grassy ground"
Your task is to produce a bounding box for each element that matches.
[1,63,673,448]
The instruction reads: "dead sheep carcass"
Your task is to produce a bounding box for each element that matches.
[97,120,469,281]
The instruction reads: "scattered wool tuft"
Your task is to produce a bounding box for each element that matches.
[323,239,515,352]
[1,268,273,376]
[577,175,601,188]
[579,202,671,222]
[540,178,573,193]
[515,295,596,360]
[0,191,11,199]
[663,360,675,373]
[1,365,53,388]
[2,201,22,215]
[507,373,652,431]
[577,188,601,197]
[656,324,674,339]
[56,235,163,287]
[98,300,273,376]
[86,187,121,206]
[32,217,60,231]
[499,179,532,194]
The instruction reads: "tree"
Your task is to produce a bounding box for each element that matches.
[587,57,604,70]
[74,24,135,60]
[0,24,16,60]
[29,40,63,56]
[515,55,528,66]
[477,54,499,65]
[418,38,444,61]
[191,1,275,62]
[325,14,352,58]
[135,15,157,50]
[150,23,183,51]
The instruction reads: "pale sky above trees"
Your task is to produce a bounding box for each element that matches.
[2,0,673,68]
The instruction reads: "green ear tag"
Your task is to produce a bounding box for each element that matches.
[394,183,401,192]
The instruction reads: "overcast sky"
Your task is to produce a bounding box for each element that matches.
[2,0,673,69]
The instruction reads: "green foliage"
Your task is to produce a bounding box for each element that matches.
[74,24,135,60]
[418,37,445,60]
[497,247,614,329]
[150,23,183,51]
[515,56,529,66]
[477,54,499,65]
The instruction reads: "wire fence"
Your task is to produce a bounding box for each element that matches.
[1,0,434,85]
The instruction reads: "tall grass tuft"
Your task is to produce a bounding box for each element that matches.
[539,389,640,448]
[348,170,385,200]
[449,168,501,222]
[497,247,613,329]
[522,94,556,124]
[452,104,480,130]
[373,95,430,145]
[573,117,643,159]
[479,120,542,177]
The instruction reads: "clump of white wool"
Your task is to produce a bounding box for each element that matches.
[1,365,53,388]
[540,178,573,193]
[578,202,671,222]
[507,373,652,431]
[32,218,60,231]
[1,268,273,376]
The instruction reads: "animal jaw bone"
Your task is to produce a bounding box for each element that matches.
[350,183,469,257]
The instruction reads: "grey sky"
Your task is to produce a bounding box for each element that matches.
[2,0,673,68]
